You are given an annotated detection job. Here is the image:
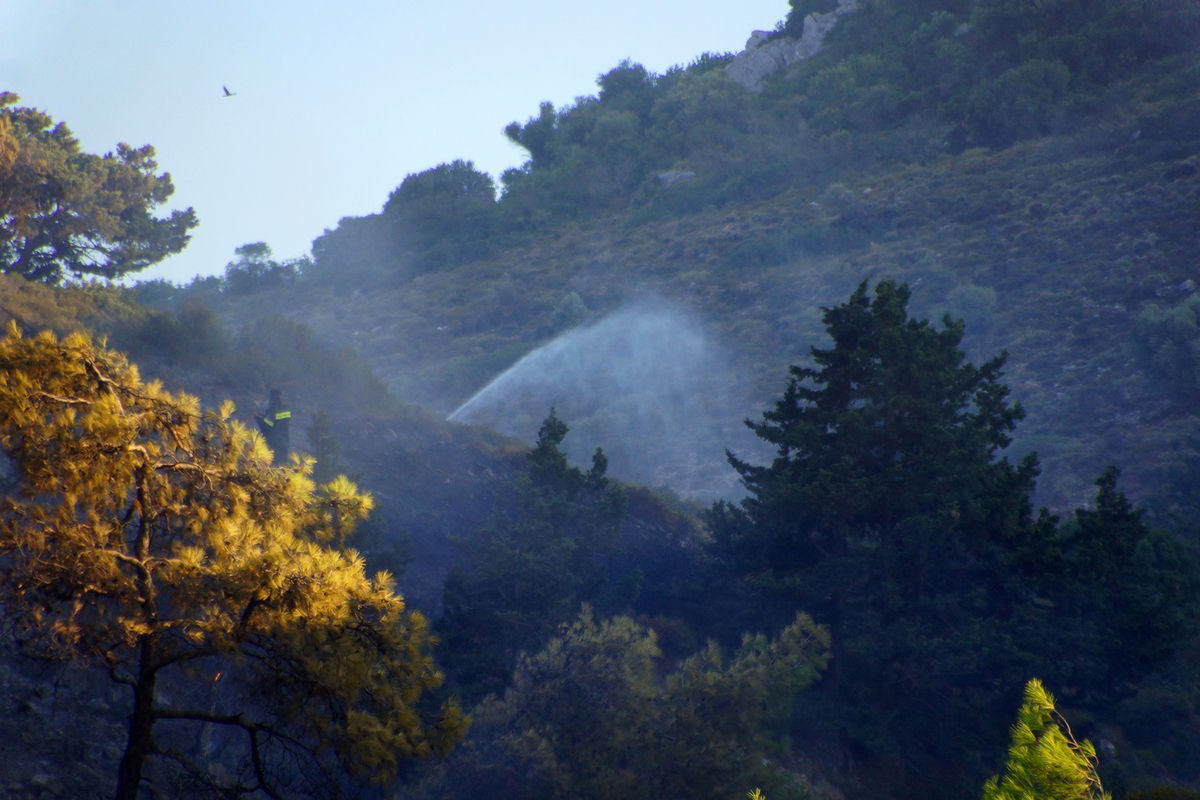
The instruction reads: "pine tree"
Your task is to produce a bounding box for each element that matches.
[438,409,627,700]
[1065,467,1200,683]
[709,279,1057,650]
[0,93,197,283]
[0,323,466,798]
[982,679,1109,800]
[706,279,1063,793]
[437,608,829,800]
[705,279,1199,796]
[712,278,1042,580]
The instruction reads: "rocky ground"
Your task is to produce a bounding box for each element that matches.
[0,651,126,800]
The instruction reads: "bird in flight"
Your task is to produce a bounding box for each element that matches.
[222,86,236,97]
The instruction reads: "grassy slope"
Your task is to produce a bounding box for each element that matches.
[208,53,1200,514]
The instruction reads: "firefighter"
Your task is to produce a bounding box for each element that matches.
[253,388,291,465]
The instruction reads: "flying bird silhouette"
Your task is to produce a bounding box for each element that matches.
[222,86,236,97]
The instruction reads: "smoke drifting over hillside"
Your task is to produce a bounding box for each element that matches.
[449,304,765,500]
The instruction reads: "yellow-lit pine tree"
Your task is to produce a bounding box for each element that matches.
[982,679,1109,800]
[0,322,467,800]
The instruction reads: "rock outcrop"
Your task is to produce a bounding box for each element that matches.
[725,0,857,92]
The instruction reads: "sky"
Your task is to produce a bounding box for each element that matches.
[2,0,787,284]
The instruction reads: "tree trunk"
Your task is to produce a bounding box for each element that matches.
[114,645,157,800]
[826,584,845,697]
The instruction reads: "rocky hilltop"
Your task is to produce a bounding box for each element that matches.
[726,0,859,91]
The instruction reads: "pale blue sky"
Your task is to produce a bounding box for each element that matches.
[2,0,787,284]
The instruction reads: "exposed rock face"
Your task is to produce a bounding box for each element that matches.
[725,0,857,92]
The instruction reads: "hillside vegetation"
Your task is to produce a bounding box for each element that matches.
[4,0,1200,798]
[166,50,1200,512]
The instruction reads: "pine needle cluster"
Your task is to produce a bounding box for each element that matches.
[0,321,466,798]
[983,679,1108,800]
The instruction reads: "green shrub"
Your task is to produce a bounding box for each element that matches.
[596,60,658,123]
[444,609,829,800]
[107,297,225,367]
[945,283,999,332]
[970,0,1200,84]
[222,242,307,295]
[383,159,498,272]
[548,291,588,332]
[309,213,396,289]
[647,69,751,164]
[130,278,179,312]
[1131,294,1200,412]
[966,59,1073,144]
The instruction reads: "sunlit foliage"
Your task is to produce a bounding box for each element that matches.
[0,323,466,798]
[982,679,1108,800]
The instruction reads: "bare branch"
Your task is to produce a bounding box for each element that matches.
[247,728,287,800]
[108,666,136,687]
[153,709,304,751]
[157,746,258,798]
[153,708,342,800]
[32,391,92,406]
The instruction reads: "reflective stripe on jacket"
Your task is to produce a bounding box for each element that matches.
[260,409,291,427]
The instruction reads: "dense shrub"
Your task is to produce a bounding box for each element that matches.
[383,159,498,271]
[129,278,179,312]
[966,59,1073,145]
[308,160,499,285]
[309,213,394,289]
[423,609,829,800]
[221,241,307,295]
[302,0,1198,289]
[547,291,588,332]
[1131,294,1200,413]
[107,298,398,419]
[778,0,1199,144]
[970,0,1200,84]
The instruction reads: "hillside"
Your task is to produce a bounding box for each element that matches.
[0,274,707,797]
[5,0,1200,797]
[192,77,1200,514]
[136,0,1200,516]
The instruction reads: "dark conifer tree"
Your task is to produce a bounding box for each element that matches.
[705,280,1197,798]
[438,410,627,701]
[1065,467,1200,680]
[710,279,1055,642]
